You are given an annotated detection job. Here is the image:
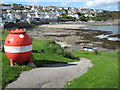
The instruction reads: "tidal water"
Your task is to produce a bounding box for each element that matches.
[81,25,119,34]
[81,25,120,41]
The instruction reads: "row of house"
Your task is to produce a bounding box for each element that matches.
[41,6,103,13]
[1,4,104,14]
[0,4,104,24]
[1,9,61,24]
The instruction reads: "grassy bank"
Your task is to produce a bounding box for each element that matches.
[1,30,32,87]
[1,29,118,88]
[65,50,118,88]
[1,30,77,87]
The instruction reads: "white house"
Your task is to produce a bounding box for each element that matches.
[2,11,17,23]
[0,16,5,28]
[38,12,59,20]
[79,9,90,13]
[2,11,7,20]
[68,10,72,14]
[95,9,103,13]
[68,14,79,19]
[31,5,39,11]
[84,14,95,17]
[16,11,26,22]
[58,7,63,10]
[89,9,95,13]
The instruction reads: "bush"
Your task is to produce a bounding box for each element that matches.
[93,50,99,55]
[32,38,76,59]
[63,51,77,59]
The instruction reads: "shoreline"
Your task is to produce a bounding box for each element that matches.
[48,20,119,25]
[27,24,119,51]
[39,24,87,29]
[3,20,119,30]
[39,22,119,29]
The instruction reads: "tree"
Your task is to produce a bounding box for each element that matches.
[76,12,83,16]
[89,11,120,21]
[80,17,89,22]
[65,10,68,15]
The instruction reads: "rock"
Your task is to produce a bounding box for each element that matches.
[76,40,90,43]
[92,42,103,45]
[27,62,37,68]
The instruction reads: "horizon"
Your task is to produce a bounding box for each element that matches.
[1,0,119,11]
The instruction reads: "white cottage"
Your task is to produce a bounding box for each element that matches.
[2,11,17,23]
[68,14,79,19]
[16,11,26,22]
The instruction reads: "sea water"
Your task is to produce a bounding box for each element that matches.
[81,25,119,34]
[81,25,120,41]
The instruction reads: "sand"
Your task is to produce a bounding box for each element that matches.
[39,24,87,29]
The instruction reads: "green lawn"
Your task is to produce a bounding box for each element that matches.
[1,29,119,88]
[1,29,78,88]
[0,51,2,88]
[65,50,118,88]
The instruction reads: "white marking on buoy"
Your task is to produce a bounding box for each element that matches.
[19,34,24,38]
[4,45,32,53]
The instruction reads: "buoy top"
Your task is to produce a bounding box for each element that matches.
[10,29,26,34]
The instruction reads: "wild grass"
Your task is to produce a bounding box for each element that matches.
[1,29,118,88]
[1,30,77,87]
[65,50,118,88]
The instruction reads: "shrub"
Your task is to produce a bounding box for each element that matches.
[32,38,76,59]
[63,51,77,59]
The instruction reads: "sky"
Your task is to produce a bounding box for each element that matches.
[1,0,119,11]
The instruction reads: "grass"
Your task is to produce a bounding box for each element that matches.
[1,29,78,88]
[0,51,2,88]
[1,29,32,86]
[2,52,32,87]
[0,29,9,39]
[65,50,118,88]
[1,29,118,88]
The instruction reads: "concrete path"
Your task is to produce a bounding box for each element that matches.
[6,58,93,88]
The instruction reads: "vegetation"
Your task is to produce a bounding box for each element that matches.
[81,11,120,21]
[66,50,118,88]
[58,16,77,21]
[59,10,120,21]
[91,11,120,21]
[12,4,25,10]
[75,12,89,22]
[1,30,32,87]
[1,29,78,88]
[2,53,32,87]
[1,29,119,88]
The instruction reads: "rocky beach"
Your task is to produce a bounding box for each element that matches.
[26,24,119,51]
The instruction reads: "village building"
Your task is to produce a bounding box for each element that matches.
[0,4,104,24]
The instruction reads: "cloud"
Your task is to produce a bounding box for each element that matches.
[58,1,72,7]
[85,0,119,7]
[59,3,70,7]
[3,0,86,3]
[56,0,86,7]
[1,0,4,4]
[25,0,40,5]
[103,5,118,11]
[2,0,119,11]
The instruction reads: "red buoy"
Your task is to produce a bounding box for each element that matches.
[4,29,32,66]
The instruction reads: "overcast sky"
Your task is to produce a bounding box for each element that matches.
[1,0,119,11]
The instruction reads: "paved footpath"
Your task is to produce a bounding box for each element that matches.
[6,58,93,88]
